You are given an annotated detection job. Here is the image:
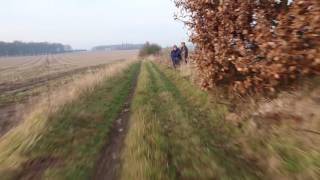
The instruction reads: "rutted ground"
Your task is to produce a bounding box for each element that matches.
[120,61,320,180]
[0,61,140,180]
[93,62,140,180]
[120,61,261,179]
[1,60,319,180]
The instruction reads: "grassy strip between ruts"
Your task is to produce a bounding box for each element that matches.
[1,61,141,180]
[125,60,320,180]
[120,61,262,180]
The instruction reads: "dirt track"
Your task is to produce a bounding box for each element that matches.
[92,66,139,180]
[6,62,141,180]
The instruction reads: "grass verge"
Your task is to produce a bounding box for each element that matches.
[156,61,320,179]
[120,61,262,180]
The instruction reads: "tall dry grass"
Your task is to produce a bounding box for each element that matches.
[154,49,199,85]
[0,60,136,171]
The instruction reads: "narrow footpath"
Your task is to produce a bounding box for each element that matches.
[92,65,140,180]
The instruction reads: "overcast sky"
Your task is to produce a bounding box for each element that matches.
[0,0,188,49]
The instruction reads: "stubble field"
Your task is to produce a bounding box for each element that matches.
[0,50,138,83]
[0,50,138,136]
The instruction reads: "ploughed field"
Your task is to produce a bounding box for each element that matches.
[0,50,138,84]
[0,50,138,136]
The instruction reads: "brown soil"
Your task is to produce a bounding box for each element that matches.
[14,156,61,180]
[0,104,21,137]
[92,70,139,180]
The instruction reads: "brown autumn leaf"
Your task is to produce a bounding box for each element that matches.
[175,0,320,94]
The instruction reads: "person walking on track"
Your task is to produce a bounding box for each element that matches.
[180,42,189,64]
[170,45,181,69]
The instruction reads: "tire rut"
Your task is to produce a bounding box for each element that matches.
[92,63,140,180]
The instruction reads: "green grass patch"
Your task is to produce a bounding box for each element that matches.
[155,62,320,179]
[120,61,172,180]
[151,62,263,179]
[120,61,262,180]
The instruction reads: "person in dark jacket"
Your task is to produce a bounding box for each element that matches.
[180,42,189,64]
[170,45,181,69]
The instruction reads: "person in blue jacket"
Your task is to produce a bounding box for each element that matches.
[170,45,181,69]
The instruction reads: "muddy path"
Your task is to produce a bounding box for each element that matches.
[92,67,139,180]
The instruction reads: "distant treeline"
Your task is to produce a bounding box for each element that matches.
[0,41,73,57]
[92,44,144,51]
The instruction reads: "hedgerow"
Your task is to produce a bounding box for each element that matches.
[175,0,320,94]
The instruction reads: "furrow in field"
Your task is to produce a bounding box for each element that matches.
[0,56,40,71]
[0,56,43,78]
[0,50,138,83]
[0,62,115,93]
